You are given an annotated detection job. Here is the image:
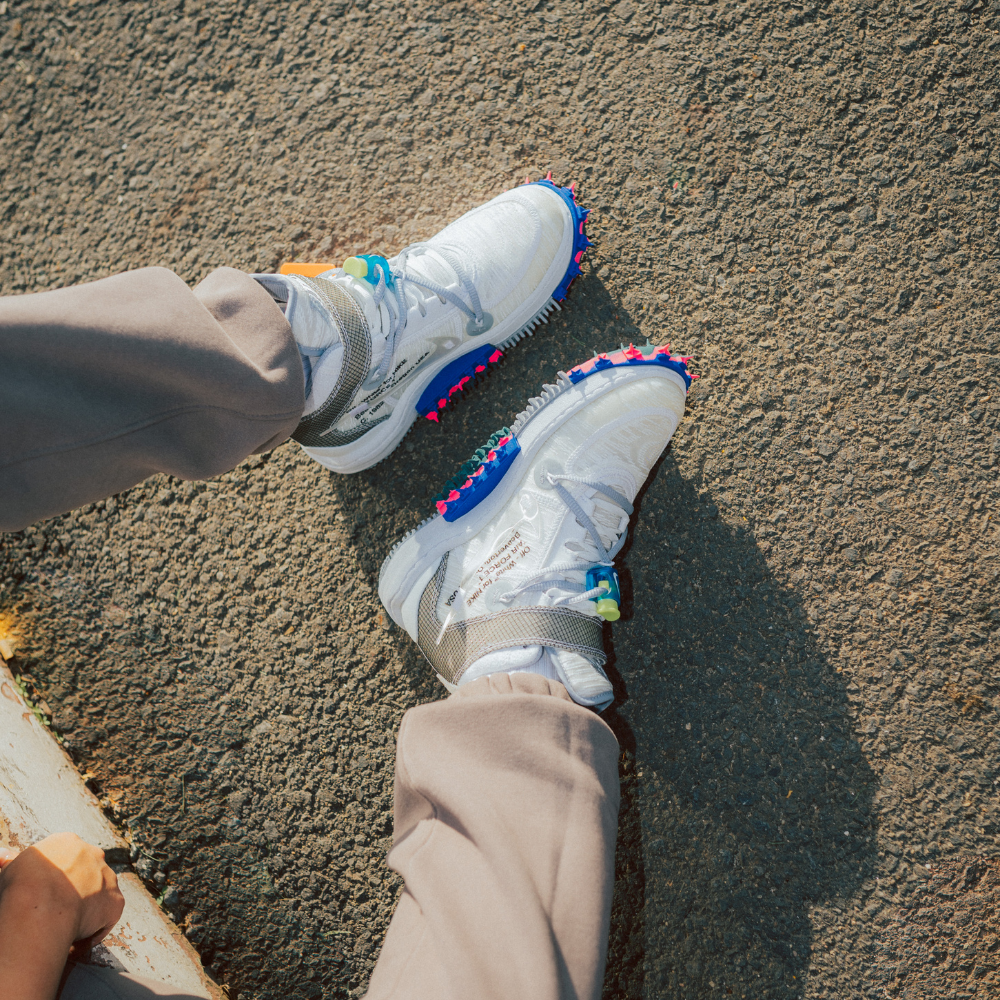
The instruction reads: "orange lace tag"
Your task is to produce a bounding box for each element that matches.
[278,263,337,277]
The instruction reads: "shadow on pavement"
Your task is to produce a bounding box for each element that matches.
[0,273,876,1000]
[603,454,878,999]
[350,276,877,998]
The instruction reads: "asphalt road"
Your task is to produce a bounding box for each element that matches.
[1,1,999,998]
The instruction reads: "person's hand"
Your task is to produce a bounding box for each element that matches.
[0,833,126,1000]
[0,832,125,945]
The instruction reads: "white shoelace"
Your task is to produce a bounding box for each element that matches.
[496,472,634,608]
[365,243,487,386]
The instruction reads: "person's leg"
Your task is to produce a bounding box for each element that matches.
[365,673,620,1000]
[373,346,694,999]
[2,181,592,531]
[59,962,210,999]
[0,266,303,532]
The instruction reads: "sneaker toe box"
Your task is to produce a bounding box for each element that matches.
[429,185,573,308]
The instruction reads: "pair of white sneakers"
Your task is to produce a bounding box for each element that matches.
[258,179,692,711]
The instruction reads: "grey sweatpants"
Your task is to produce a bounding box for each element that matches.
[1,270,621,1000]
[0,267,303,532]
[62,674,619,1000]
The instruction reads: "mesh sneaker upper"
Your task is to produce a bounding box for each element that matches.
[436,376,687,626]
[378,356,692,710]
[422,185,559,310]
[283,184,574,449]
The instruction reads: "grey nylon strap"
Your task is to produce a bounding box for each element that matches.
[416,555,607,685]
[292,277,372,449]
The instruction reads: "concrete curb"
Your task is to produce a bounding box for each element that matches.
[0,660,222,999]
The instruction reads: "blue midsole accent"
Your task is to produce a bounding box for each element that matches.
[442,436,521,522]
[529,178,591,301]
[415,344,499,416]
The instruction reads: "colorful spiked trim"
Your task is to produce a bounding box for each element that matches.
[525,174,592,301]
[433,427,521,522]
[567,342,697,390]
[416,344,504,421]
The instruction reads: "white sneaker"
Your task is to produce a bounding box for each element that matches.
[255,178,591,474]
[378,344,695,710]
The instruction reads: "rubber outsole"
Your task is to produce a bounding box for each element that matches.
[432,427,521,521]
[416,344,505,422]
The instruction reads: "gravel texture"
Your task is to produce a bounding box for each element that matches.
[2,1,1000,998]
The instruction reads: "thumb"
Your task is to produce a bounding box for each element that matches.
[0,846,21,870]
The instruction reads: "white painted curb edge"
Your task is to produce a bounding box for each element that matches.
[0,661,222,999]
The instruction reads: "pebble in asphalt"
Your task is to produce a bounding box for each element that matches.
[1,1,999,998]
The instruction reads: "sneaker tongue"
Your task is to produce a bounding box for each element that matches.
[588,494,627,552]
[318,271,389,380]
[549,489,625,564]
[549,649,613,709]
[333,246,460,382]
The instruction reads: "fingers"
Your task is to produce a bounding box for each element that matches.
[73,843,125,943]
[67,881,125,955]
[91,867,126,943]
[17,833,126,942]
